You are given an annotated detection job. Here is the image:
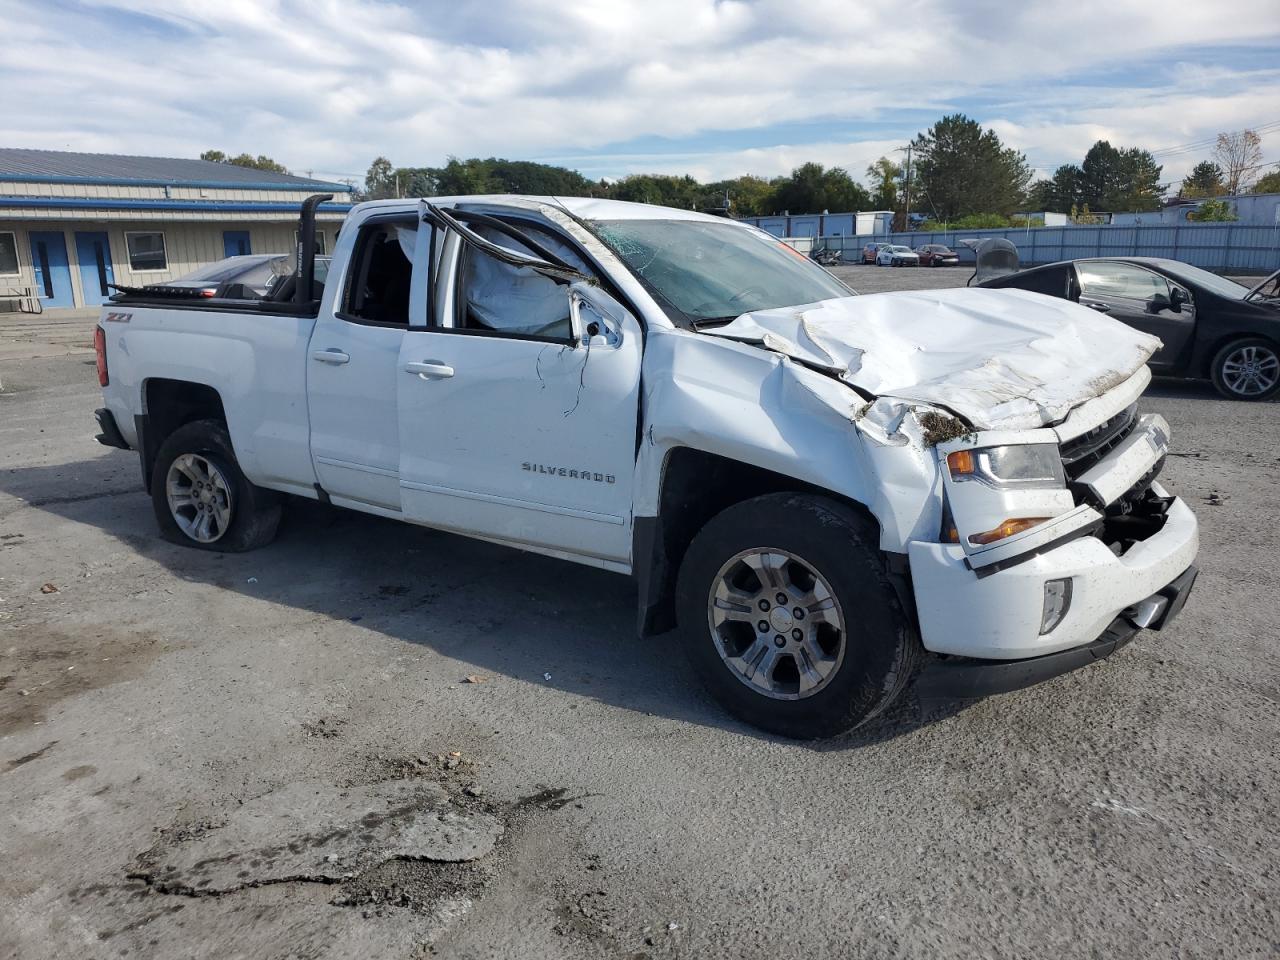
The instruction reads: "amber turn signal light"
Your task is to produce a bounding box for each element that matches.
[946,449,975,477]
[968,517,1050,546]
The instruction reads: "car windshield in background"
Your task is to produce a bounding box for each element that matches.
[1154,260,1250,300]
[593,219,851,325]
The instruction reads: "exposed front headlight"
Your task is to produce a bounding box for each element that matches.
[946,444,1066,489]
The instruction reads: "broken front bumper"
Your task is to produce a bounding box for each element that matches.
[906,482,1198,663]
[915,564,1197,699]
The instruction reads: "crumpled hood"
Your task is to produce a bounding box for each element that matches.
[704,288,1161,430]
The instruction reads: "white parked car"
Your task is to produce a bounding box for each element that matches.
[92,195,1199,738]
[876,244,919,267]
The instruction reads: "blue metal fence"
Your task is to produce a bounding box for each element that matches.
[781,222,1280,273]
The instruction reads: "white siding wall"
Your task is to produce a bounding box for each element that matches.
[0,218,345,308]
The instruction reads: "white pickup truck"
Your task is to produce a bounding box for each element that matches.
[93,195,1199,738]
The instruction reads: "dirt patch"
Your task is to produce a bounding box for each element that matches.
[5,740,58,772]
[0,625,174,736]
[130,780,503,896]
[915,409,974,447]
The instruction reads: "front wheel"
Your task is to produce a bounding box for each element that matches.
[150,419,282,552]
[1210,338,1280,400]
[676,494,920,738]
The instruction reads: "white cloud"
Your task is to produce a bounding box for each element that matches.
[2,0,1278,186]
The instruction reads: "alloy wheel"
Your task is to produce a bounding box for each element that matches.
[707,548,846,700]
[166,453,233,543]
[1221,344,1279,397]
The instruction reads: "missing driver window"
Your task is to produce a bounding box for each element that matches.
[345,219,419,326]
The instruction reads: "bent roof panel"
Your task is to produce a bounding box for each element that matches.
[0,148,352,191]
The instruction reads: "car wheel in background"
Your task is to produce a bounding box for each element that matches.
[150,419,283,551]
[1209,338,1280,401]
[676,493,921,739]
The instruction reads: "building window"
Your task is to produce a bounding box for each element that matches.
[125,232,168,271]
[0,232,19,276]
[295,229,327,255]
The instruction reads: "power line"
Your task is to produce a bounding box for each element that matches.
[1149,120,1280,158]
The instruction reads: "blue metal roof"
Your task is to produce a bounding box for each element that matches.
[0,196,354,214]
[0,148,354,192]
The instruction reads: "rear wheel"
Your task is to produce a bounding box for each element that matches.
[1210,337,1280,400]
[676,494,920,738]
[150,419,282,552]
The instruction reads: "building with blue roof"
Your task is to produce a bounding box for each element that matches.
[0,148,355,310]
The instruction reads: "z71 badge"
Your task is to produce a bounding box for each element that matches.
[523,462,615,484]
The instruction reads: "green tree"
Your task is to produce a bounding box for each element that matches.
[1179,161,1225,199]
[364,156,395,199]
[201,150,289,174]
[1253,167,1280,194]
[1187,198,1238,222]
[769,163,871,215]
[910,114,1032,220]
[864,156,902,210]
[608,173,705,208]
[702,175,776,216]
[1078,141,1164,211]
[1069,203,1103,225]
[1029,164,1085,212]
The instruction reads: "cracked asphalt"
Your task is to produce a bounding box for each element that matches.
[2,280,1278,958]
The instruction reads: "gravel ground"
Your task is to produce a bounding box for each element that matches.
[1,281,1277,959]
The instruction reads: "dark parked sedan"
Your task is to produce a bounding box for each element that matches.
[979,257,1280,400]
[915,243,959,267]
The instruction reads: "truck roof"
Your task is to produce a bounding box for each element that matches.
[351,195,732,224]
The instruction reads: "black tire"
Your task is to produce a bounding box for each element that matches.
[676,493,920,739]
[150,419,282,552]
[1209,337,1280,401]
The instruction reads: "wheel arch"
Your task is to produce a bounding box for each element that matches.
[1196,329,1280,380]
[633,446,902,637]
[137,378,228,492]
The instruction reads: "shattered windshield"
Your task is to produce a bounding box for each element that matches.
[593,219,851,325]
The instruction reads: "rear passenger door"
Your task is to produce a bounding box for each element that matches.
[306,214,419,511]
[396,213,643,566]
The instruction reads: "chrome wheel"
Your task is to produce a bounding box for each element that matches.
[1220,344,1279,396]
[166,453,233,543]
[707,548,846,700]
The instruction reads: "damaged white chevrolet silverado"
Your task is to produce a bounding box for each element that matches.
[93,195,1199,738]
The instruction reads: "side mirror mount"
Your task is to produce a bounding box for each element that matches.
[1147,292,1172,314]
[569,281,629,348]
[1168,286,1188,312]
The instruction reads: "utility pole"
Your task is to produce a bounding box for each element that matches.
[895,144,914,231]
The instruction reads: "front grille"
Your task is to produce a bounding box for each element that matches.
[1060,404,1138,481]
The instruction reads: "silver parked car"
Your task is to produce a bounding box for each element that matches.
[144,254,333,300]
[876,244,919,267]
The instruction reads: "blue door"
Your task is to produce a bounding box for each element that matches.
[29,231,75,309]
[223,230,251,257]
[74,231,116,305]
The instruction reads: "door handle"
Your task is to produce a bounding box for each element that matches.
[311,348,351,364]
[404,360,455,379]
[1082,301,1111,313]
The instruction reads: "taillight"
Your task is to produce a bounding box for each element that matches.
[94,326,108,386]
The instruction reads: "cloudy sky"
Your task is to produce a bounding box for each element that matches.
[6,0,1280,188]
